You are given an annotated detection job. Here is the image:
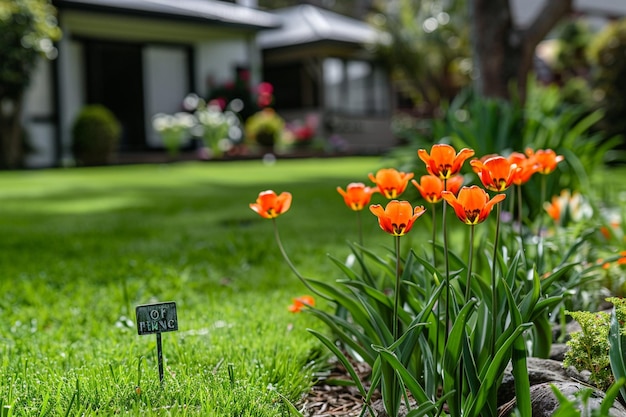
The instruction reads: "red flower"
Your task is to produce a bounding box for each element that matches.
[369,200,426,236]
[418,144,475,180]
[442,185,506,225]
[249,190,292,219]
[368,168,414,199]
[288,295,315,313]
[525,148,564,175]
[470,155,520,192]
[507,152,540,185]
[337,183,377,211]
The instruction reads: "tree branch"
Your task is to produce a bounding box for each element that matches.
[522,0,573,50]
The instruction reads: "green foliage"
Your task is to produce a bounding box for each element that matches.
[607,297,626,404]
[550,379,626,417]
[245,108,285,149]
[0,0,61,98]
[0,0,61,168]
[71,104,121,166]
[370,0,471,113]
[563,310,613,390]
[390,79,620,222]
[587,18,626,142]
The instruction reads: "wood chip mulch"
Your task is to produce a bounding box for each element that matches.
[299,359,380,417]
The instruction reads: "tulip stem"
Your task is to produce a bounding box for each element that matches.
[272,218,320,297]
[465,224,475,302]
[431,203,437,268]
[357,209,364,249]
[490,201,502,358]
[393,235,402,342]
[437,178,450,398]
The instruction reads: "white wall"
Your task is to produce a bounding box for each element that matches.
[511,0,626,28]
[22,58,55,167]
[195,40,251,96]
[143,46,190,147]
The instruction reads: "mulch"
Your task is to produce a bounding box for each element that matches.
[299,359,379,417]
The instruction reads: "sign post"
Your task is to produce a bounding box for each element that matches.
[135,301,178,385]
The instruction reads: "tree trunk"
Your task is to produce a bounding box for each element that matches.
[469,0,573,102]
[0,94,24,169]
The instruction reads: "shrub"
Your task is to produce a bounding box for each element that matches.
[71,104,121,166]
[587,19,626,144]
[244,108,285,150]
[563,310,613,391]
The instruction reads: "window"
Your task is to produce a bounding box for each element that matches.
[323,58,389,116]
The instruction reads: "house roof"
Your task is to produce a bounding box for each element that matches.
[53,0,282,30]
[257,4,381,50]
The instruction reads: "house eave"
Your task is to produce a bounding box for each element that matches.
[52,0,282,30]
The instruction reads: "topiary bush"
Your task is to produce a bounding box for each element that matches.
[71,104,121,166]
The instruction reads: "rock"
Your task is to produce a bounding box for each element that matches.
[499,381,626,417]
[498,358,588,405]
[549,343,569,362]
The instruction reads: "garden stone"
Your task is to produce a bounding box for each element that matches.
[499,381,626,417]
[549,343,569,362]
[498,358,588,405]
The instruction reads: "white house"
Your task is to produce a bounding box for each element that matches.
[21,0,394,168]
[23,0,281,167]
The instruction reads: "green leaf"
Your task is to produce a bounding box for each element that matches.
[609,309,626,403]
[464,323,533,417]
[306,308,375,365]
[443,299,477,415]
[308,329,370,401]
[371,345,432,405]
[600,378,626,417]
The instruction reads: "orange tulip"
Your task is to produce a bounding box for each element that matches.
[508,152,540,185]
[470,155,520,192]
[368,168,414,199]
[441,185,506,225]
[411,174,464,203]
[525,148,564,175]
[369,200,426,236]
[249,190,292,219]
[337,182,377,211]
[446,174,465,195]
[288,295,315,313]
[412,175,444,203]
[418,144,475,180]
[544,194,562,223]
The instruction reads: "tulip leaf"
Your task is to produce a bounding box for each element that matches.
[443,298,477,415]
[308,329,371,404]
[372,344,431,405]
[540,262,577,291]
[601,377,626,417]
[306,308,375,365]
[503,277,531,417]
[464,323,532,417]
[609,308,626,403]
[306,278,379,340]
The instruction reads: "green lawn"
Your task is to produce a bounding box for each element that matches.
[0,157,386,416]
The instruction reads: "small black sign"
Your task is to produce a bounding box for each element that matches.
[136,302,178,335]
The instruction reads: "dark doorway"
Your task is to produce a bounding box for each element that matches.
[85,40,146,151]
